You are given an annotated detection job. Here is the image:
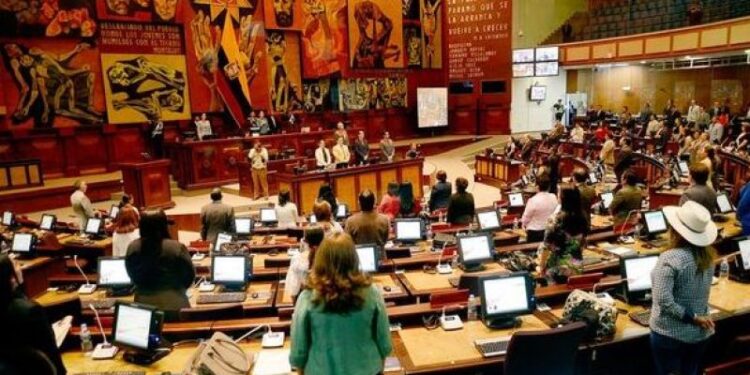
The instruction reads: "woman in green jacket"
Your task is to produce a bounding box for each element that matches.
[290,232,392,375]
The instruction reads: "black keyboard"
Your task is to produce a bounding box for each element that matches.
[196,292,247,304]
[85,299,116,310]
[629,309,651,327]
[474,337,511,357]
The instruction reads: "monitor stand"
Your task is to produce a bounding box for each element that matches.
[219,284,247,293]
[459,263,486,273]
[484,316,522,330]
[123,339,171,365]
[107,286,134,297]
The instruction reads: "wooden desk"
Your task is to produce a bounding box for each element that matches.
[474,156,523,186]
[275,274,408,310]
[192,253,290,279]
[17,256,65,298]
[397,263,506,302]
[709,280,750,315]
[277,158,424,215]
[650,187,683,208]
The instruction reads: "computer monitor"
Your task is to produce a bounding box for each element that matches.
[2,211,14,226]
[112,302,164,352]
[678,160,689,176]
[98,257,133,289]
[717,194,734,214]
[476,210,501,231]
[457,232,494,272]
[84,217,103,236]
[508,193,524,208]
[109,205,120,219]
[234,218,253,235]
[643,210,667,236]
[479,272,536,329]
[620,254,659,304]
[213,232,233,253]
[355,244,379,273]
[588,172,599,184]
[309,214,318,224]
[395,218,423,243]
[336,204,348,219]
[259,208,278,226]
[39,214,56,231]
[600,192,614,210]
[738,238,750,271]
[11,233,35,255]
[211,255,249,290]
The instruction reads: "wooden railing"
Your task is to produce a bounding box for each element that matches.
[0,159,43,191]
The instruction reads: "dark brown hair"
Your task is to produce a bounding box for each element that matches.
[114,206,139,234]
[307,233,371,312]
[689,162,709,185]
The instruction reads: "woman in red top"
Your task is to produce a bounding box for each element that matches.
[594,122,609,143]
[378,182,402,220]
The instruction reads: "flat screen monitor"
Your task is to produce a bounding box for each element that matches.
[480,272,535,322]
[309,214,317,224]
[476,210,501,231]
[600,192,614,210]
[512,63,534,78]
[113,303,162,351]
[535,62,559,77]
[512,48,535,63]
[40,214,56,231]
[11,233,34,254]
[738,238,750,271]
[621,255,659,303]
[84,217,102,235]
[234,218,253,235]
[213,232,233,252]
[588,172,599,184]
[260,208,277,225]
[336,204,348,219]
[395,218,422,242]
[417,87,448,128]
[717,194,734,214]
[98,257,132,287]
[355,244,379,273]
[457,233,494,268]
[643,210,667,235]
[535,46,559,62]
[679,161,690,176]
[529,86,547,101]
[212,255,248,287]
[508,193,524,208]
[109,205,120,219]
[2,211,13,226]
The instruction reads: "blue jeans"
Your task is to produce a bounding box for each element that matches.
[650,331,709,375]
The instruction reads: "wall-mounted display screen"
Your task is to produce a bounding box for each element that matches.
[535,46,559,62]
[535,62,559,77]
[512,49,535,63]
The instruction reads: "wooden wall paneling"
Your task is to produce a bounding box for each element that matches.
[333,175,357,211]
[479,96,510,135]
[110,124,147,166]
[70,129,108,175]
[379,169,398,199]
[298,178,326,215]
[358,172,378,208]
[400,165,423,199]
[368,111,387,142]
[21,135,66,178]
[218,146,241,181]
[449,95,478,135]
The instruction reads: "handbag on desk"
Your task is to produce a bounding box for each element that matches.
[182,332,254,375]
[562,289,618,340]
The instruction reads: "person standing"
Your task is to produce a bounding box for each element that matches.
[284,226,325,299]
[200,189,236,243]
[614,137,634,182]
[680,163,717,213]
[708,117,724,144]
[353,130,370,165]
[257,110,271,135]
[289,233,392,375]
[610,171,643,226]
[332,137,351,165]
[112,206,140,257]
[521,176,558,242]
[573,168,595,232]
[538,187,586,283]
[248,141,269,200]
[553,99,565,122]
[315,139,333,169]
[150,119,164,158]
[334,122,349,145]
[380,131,395,162]
[345,190,390,246]
[377,182,402,221]
[275,188,299,228]
[70,180,98,230]
[446,177,475,225]
[196,113,212,140]
[428,170,452,212]
[650,201,716,375]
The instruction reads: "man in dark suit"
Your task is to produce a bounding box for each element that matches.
[573,168,595,233]
[428,170,452,212]
[200,189,236,243]
[446,177,475,225]
[614,137,634,183]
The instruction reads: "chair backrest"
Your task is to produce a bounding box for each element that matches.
[42,296,82,327]
[179,304,244,322]
[0,347,58,375]
[504,321,587,375]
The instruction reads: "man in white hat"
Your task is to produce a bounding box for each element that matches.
[650,201,717,375]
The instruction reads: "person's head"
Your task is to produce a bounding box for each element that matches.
[337,122,344,130]
[259,110,265,117]
[278,188,291,206]
[620,137,632,147]
[358,130,365,139]
[210,188,222,202]
[382,131,390,140]
[622,170,638,186]
[0,254,23,309]
[689,162,709,185]
[120,194,131,207]
[318,183,333,199]
[254,140,262,150]
[605,132,612,140]
[313,200,333,222]
[572,167,587,184]
[201,113,207,120]
[665,201,717,271]
[387,181,399,197]
[74,180,87,193]
[410,142,417,150]
[304,226,325,265]
[250,111,256,117]
[560,186,581,214]
[154,0,178,20]
[455,177,469,193]
[436,170,447,183]
[358,189,376,212]
[336,137,344,146]
[307,232,371,312]
[650,114,656,121]
[138,210,170,247]
[691,99,696,106]
[195,116,200,121]
[115,206,139,234]
[537,174,551,192]
[318,139,326,148]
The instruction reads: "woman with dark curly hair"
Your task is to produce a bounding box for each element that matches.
[290,232,392,375]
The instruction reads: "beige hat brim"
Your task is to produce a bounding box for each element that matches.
[663,206,718,247]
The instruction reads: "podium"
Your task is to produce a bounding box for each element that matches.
[120,159,175,210]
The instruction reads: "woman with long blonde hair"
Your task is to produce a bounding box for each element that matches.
[290,232,392,375]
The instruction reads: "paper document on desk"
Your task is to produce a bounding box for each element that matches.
[52,315,72,348]
[252,349,292,375]
[604,247,637,257]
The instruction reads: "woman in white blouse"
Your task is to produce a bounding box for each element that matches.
[112,206,140,257]
[275,189,299,228]
[312,199,343,235]
[284,226,325,299]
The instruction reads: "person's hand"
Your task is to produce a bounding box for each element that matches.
[693,315,715,330]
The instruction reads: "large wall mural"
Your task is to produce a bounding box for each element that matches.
[347,0,404,69]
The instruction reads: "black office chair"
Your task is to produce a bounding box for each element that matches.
[0,347,58,375]
[504,321,587,375]
[42,296,82,326]
[179,304,244,322]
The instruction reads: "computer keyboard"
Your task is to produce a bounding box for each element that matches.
[629,309,651,327]
[85,299,116,310]
[196,292,247,304]
[474,336,511,357]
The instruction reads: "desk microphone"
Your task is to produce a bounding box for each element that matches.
[88,303,118,359]
[617,210,640,244]
[234,324,284,348]
[75,255,96,294]
[435,243,452,275]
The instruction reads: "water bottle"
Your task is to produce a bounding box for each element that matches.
[467,294,479,321]
[80,323,94,352]
[719,258,730,283]
[513,217,519,231]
